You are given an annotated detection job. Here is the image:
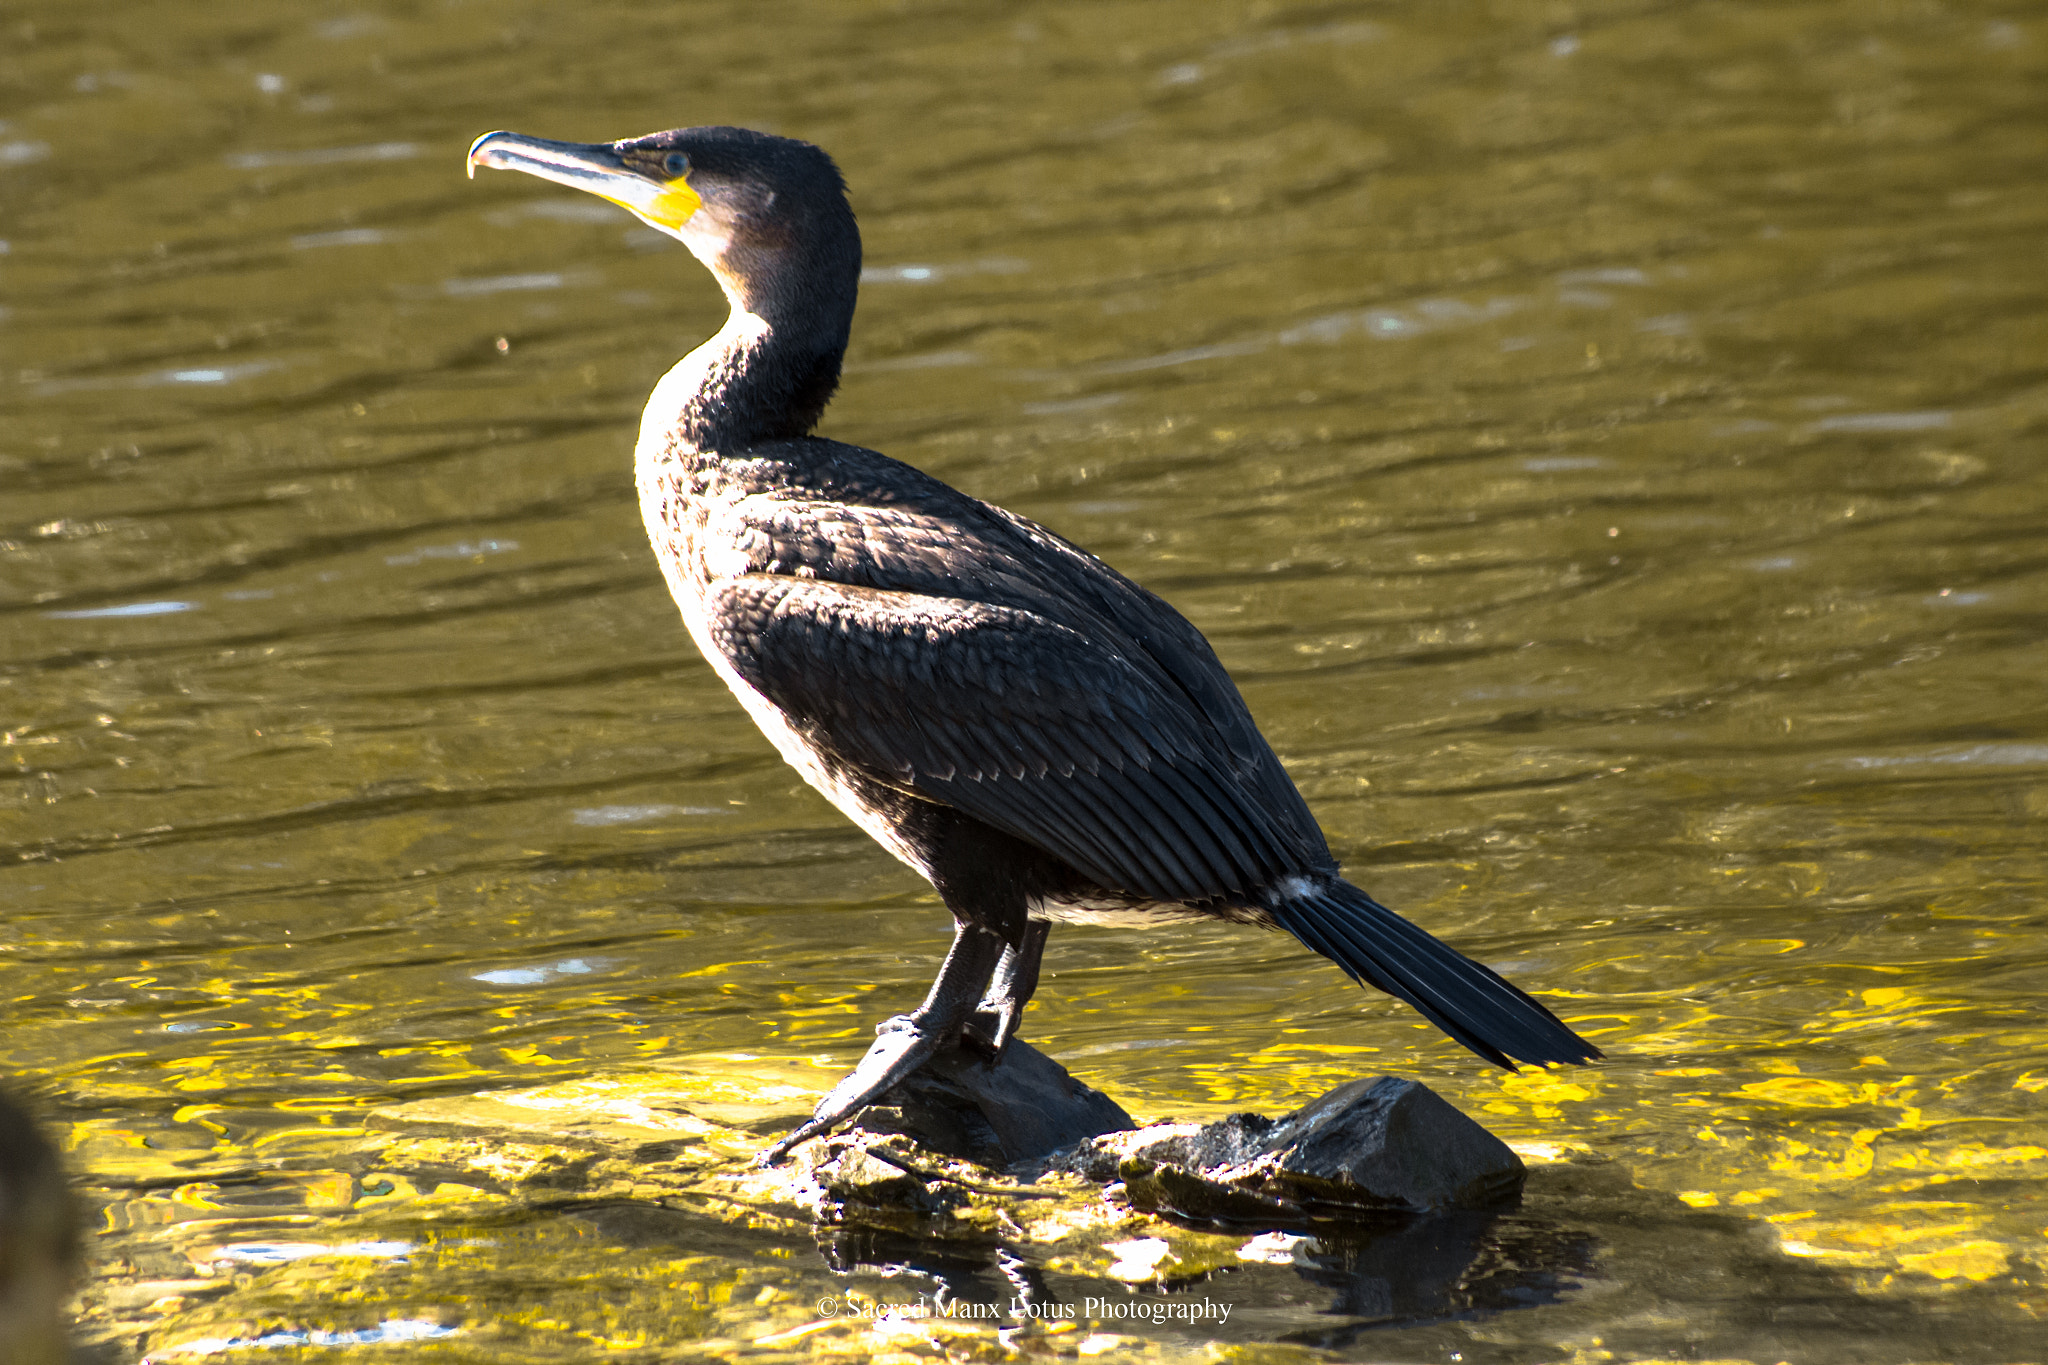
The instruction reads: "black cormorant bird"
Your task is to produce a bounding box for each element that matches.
[466,126,1600,1161]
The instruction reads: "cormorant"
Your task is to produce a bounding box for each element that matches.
[465,126,1600,1161]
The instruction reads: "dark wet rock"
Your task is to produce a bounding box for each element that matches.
[837,1035,1134,1169]
[805,1067,1519,1242]
[1051,1076,1525,1225]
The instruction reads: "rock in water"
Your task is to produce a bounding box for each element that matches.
[841,1036,1133,1168]
[1058,1076,1525,1225]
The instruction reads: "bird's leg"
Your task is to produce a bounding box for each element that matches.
[760,922,1006,1164]
[962,920,1050,1063]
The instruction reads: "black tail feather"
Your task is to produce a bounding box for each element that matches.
[1269,880,1601,1069]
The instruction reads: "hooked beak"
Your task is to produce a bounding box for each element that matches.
[466,131,702,233]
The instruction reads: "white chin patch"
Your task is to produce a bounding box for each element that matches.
[673,210,736,263]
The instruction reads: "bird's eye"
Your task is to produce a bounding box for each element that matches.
[664,152,689,176]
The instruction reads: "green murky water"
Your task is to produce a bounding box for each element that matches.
[4,1,2045,1360]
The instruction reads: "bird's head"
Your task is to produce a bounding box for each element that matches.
[467,125,859,329]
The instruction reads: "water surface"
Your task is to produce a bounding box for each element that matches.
[3,1,2045,1360]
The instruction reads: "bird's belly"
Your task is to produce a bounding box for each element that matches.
[1025,893,1209,928]
[636,469,928,874]
[700,639,931,876]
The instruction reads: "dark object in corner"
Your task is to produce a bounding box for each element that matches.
[1054,1076,1525,1225]
[0,1086,78,1365]
[842,1034,1133,1169]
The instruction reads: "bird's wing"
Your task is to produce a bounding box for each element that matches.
[710,572,1325,903]
[980,504,1328,834]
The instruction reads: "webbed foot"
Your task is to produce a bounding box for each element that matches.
[758,923,1007,1165]
[759,1013,943,1164]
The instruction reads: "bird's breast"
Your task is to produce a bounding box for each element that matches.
[630,449,941,879]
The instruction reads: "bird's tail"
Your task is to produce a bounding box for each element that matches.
[1266,878,1601,1069]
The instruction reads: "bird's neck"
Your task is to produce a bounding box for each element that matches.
[641,270,851,457]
